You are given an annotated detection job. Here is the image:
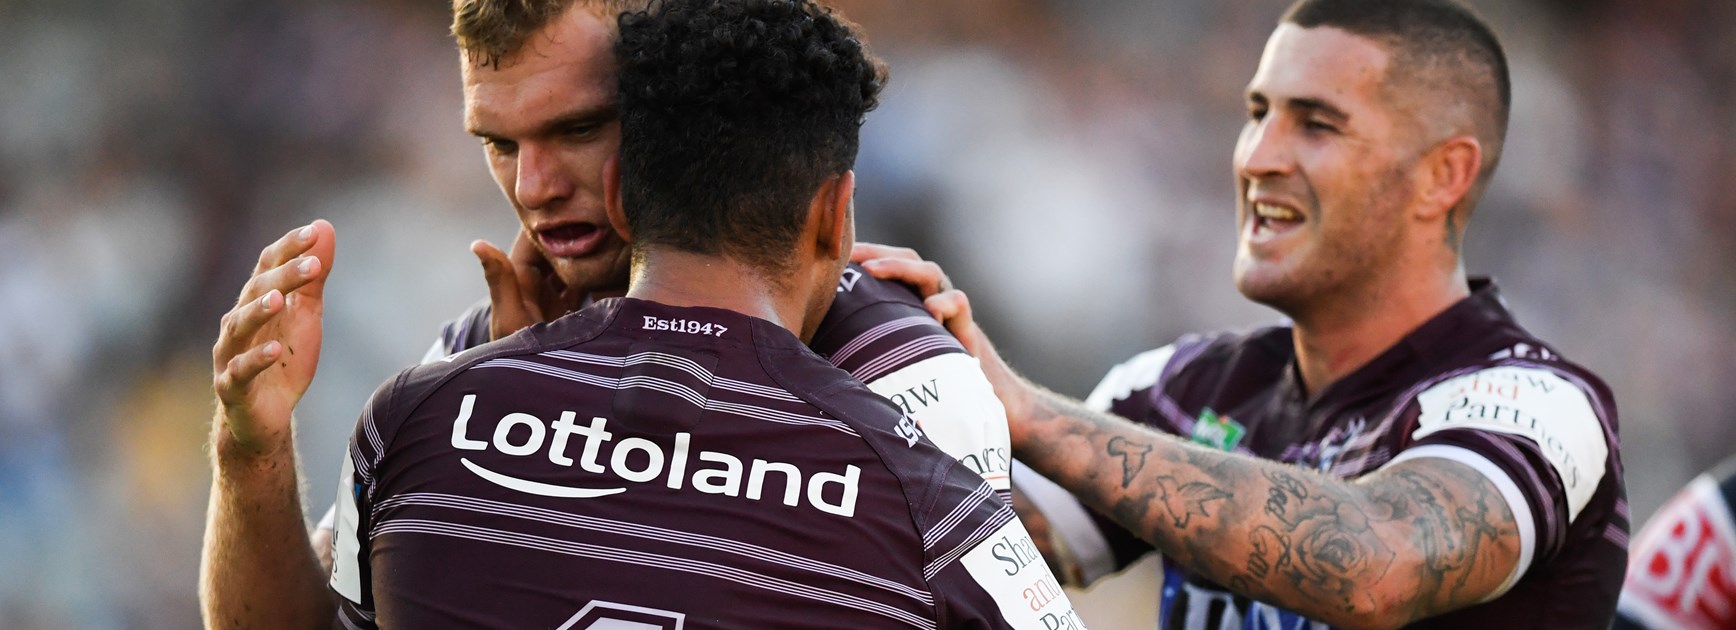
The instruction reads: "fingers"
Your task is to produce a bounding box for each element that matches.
[474,240,538,341]
[923,289,974,336]
[214,288,286,369]
[861,257,953,298]
[509,228,551,272]
[213,339,283,406]
[297,219,337,301]
[850,242,921,264]
[237,252,324,310]
[253,223,321,276]
[241,219,335,306]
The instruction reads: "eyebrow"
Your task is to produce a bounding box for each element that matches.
[468,101,620,139]
[1247,90,1352,124]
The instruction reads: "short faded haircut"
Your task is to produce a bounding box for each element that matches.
[451,0,645,67]
[1283,0,1510,212]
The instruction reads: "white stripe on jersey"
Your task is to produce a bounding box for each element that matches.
[850,336,965,385]
[829,316,935,367]
[474,358,859,437]
[924,504,1016,580]
[543,350,805,402]
[924,481,995,549]
[374,519,938,630]
[375,492,935,606]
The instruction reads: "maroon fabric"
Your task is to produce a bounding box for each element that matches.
[1093,279,1626,629]
[333,297,1019,629]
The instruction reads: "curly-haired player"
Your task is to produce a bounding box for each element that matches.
[201,0,1075,627]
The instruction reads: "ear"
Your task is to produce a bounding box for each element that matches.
[813,170,855,260]
[1413,136,1481,223]
[602,152,632,242]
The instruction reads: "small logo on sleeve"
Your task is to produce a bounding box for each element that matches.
[894,414,924,447]
[837,267,863,292]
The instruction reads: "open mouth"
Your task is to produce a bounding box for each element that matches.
[1250,202,1304,238]
[536,223,607,258]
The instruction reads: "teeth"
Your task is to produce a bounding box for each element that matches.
[1253,203,1301,222]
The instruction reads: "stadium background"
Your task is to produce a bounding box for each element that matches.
[0,0,1732,626]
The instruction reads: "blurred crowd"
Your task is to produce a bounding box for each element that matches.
[0,0,1731,626]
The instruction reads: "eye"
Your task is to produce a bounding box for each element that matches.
[481,137,518,155]
[562,123,601,139]
[1303,119,1338,133]
[1247,103,1268,121]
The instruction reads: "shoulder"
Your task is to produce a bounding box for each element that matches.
[1402,356,1620,537]
[379,301,622,438]
[809,264,966,383]
[1085,326,1292,412]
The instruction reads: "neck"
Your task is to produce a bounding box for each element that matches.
[1290,265,1468,397]
[626,248,814,341]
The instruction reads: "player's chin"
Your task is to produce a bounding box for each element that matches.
[550,254,631,298]
[1233,259,1305,308]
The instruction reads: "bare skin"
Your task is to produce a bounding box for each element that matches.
[854,244,1519,630]
[849,24,1515,630]
[201,6,631,628]
[201,221,339,629]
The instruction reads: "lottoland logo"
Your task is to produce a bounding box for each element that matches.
[448,394,861,517]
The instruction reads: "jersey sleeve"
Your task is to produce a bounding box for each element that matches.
[1013,346,1179,586]
[1615,456,1736,630]
[1381,364,1616,600]
[921,464,1084,629]
[810,271,1012,496]
[328,371,415,629]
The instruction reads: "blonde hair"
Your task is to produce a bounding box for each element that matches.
[451,0,646,67]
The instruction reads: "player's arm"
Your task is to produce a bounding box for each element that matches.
[854,244,1523,629]
[1008,389,1520,629]
[202,221,339,629]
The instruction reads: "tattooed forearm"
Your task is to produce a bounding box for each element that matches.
[1155,475,1231,528]
[1010,387,1521,628]
[1106,436,1151,488]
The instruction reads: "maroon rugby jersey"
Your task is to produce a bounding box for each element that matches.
[417,264,1013,498]
[329,297,1079,628]
[1020,279,1625,629]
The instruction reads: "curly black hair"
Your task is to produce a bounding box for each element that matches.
[614,0,886,273]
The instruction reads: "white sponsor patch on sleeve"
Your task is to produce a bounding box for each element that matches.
[1414,366,1609,521]
[959,518,1085,629]
[1084,346,1176,412]
[866,353,1012,491]
[330,453,364,604]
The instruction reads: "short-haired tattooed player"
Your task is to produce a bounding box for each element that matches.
[857,0,1626,628]
[198,0,1042,628]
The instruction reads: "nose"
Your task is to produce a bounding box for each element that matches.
[1234,116,1293,181]
[514,143,573,212]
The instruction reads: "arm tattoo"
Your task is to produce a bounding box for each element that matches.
[1156,475,1231,529]
[1012,387,1520,626]
[1106,436,1151,488]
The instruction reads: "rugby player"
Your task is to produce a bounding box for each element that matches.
[206,0,1074,627]
[856,0,1626,627]
[201,1,1028,628]
[1615,457,1736,630]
